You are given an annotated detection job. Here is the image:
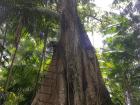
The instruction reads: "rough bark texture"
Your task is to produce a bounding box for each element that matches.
[32,0,112,105]
[124,77,133,105]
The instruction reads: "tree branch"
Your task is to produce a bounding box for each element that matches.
[86,15,102,22]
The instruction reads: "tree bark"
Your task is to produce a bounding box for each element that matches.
[124,75,133,105]
[32,0,112,105]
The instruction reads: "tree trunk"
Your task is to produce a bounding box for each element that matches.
[124,75,133,105]
[31,0,112,105]
[124,90,133,105]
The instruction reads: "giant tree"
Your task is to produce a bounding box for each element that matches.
[32,0,112,105]
[0,0,112,105]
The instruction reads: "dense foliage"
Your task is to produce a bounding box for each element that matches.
[0,0,139,105]
[100,0,140,104]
